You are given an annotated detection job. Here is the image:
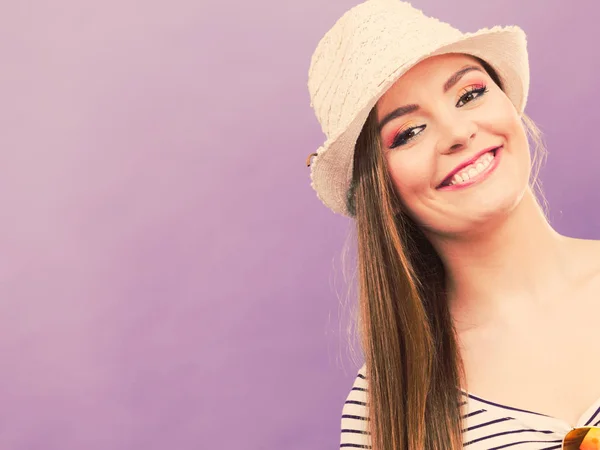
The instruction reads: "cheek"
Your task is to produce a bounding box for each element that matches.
[498,107,530,158]
[483,95,518,129]
[485,95,524,139]
[386,150,435,200]
[480,95,530,159]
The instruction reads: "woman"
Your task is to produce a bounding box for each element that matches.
[305,1,600,449]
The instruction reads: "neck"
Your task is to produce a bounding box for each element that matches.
[428,189,572,331]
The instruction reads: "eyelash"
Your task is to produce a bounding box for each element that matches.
[389,84,489,149]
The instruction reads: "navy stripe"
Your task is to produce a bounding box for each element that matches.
[352,387,367,392]
[463,417,513,432]
[345,400,367,406]
[340,444,371,449]
[585,405,600,426]
[341,429,369,435]
[462,408,486,419]
[466,393,552,417]
[357,373,366,380]
[342,414,368,421]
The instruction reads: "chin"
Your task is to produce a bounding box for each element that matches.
[415,181,528,236]
[470,180,525,215]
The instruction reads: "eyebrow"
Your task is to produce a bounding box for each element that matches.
[377,65,484,132]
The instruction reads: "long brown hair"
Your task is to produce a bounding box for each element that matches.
[344,55,547,450]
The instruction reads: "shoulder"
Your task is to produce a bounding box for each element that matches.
[576,237,600,259]
[340,364,371,449]
[568,237,600,282]
[559,237,600,306]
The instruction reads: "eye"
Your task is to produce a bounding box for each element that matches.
[390,125,426,149]
[456,84,488,107]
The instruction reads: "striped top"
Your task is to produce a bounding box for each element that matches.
[341,364,600,449]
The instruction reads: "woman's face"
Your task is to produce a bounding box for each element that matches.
[376,53,531,236]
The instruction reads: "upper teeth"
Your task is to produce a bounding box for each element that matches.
[449,151,494,185]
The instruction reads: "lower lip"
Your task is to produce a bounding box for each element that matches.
[437,146,503,191]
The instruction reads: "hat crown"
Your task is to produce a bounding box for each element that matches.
[308,0,461,140]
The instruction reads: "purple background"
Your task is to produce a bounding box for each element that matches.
[0,0,598,449]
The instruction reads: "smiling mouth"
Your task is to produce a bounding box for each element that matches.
[437,147,501,189]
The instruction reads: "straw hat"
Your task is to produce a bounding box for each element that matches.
[305,0,529,217]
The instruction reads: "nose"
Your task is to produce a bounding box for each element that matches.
[435,111,477,155]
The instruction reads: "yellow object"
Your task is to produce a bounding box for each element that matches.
[580,427,600,450]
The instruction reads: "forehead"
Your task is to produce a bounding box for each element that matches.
[376,53,483,110]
